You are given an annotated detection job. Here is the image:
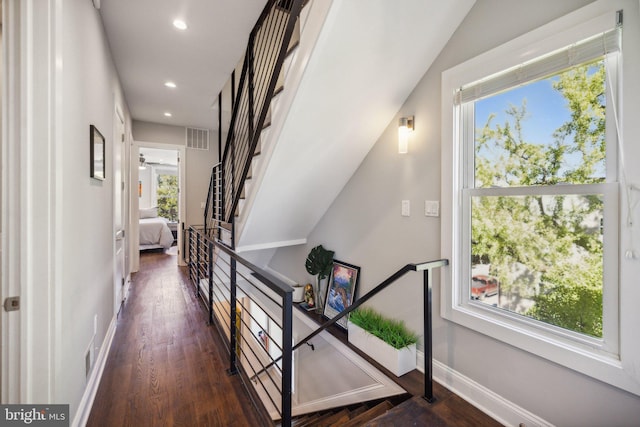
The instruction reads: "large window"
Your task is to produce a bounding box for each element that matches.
[465,54,616,340]
[441,3,640,396]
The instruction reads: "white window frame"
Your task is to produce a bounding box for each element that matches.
[441,0,640,396]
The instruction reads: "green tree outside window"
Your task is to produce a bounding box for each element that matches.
[472,60,606,337]
[157,174,178,222]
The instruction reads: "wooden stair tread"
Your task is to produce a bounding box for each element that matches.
[294,412,324,427]
[286,39,300,58]
[315,409,350,427]
[363,395,501,427]
[338,400,393,427]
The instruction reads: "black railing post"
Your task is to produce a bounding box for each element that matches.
[207,240,214,325]
[247,32,255,150]
[423,268,434,403]
[281,291,293,427]
[228,257,239,375]
[195,233,201,297]
[218,93,222,164]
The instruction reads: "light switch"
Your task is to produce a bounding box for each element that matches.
[401,200,410,217]
[425,200,439,217]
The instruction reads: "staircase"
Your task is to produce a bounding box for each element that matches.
[207,0,476,255]
[197,1,475,425]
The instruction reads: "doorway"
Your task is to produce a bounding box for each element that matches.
[131,142,186,272]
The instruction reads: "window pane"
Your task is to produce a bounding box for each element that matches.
[474,60,606,188]
[157,174,178,221]
[470,194,603,337]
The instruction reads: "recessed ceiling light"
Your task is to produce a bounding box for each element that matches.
[164,112,172,117]
[173,19,187,30]
[164,81,177,89]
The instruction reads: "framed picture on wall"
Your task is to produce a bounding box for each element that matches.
[90,125,105,180]
[324,260,360,329]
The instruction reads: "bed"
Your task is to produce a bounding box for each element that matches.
[139,207,174,250]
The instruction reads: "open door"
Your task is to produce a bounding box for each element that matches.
[114,105,126,314]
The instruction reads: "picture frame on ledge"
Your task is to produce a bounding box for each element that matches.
[323,260,360,329]
[90,124,105,180]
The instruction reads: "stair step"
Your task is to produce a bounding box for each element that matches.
[286,39,300,58]
[338,401,393,427]
[294,413,324,427]
[273,84,285,97]
[314,409,350,427]
[346,405,369,419]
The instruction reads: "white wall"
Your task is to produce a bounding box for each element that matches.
[132,120,218,228]
[56,0,132,418]
[268,0,640,425]
[1,0,133,414]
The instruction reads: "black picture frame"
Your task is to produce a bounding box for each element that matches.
[323,260,360,329]
[90,125,105,180]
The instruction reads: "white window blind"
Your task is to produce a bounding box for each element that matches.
[457,26,621,104]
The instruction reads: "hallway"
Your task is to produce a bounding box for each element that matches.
[87,249,262,426]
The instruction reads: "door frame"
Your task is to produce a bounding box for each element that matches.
[130,141,187,272]
[2,0,60,403]
[113,103,128,315]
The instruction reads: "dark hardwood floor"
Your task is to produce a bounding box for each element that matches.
[87,249,263,426]
[88,248,501,427]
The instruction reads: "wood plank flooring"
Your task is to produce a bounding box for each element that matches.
[87,249,263,426]
[88,248,502,427]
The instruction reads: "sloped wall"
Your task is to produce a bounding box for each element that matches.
[268,0,640,425]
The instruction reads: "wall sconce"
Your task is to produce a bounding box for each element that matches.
[139,153,147,170]
[398,116,414,154]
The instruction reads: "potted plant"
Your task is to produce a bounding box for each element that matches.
[292,284,305,303]
[305,244,334,313]
[348,307,418,377]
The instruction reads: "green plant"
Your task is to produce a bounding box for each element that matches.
[350,307,418,350]
[305,245,334,280]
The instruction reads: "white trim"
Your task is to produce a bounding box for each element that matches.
[441,0,640,396]
[416,351,552,427]
[71,316,117,427]
[263,266,299,286]
[2,0,23,403]
[130,140,187,272]
[236,238,307,253]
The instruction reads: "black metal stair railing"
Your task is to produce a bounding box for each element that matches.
[189,225,450,425]
[188,226,294,426]
[204,0,304,245]
[252,258,449,403]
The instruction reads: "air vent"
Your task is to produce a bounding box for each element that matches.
[186,127,209,150]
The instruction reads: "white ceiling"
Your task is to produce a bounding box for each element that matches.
[99,0,267,130]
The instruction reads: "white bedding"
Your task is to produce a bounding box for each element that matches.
[139,217,174,250]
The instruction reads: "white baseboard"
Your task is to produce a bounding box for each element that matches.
[72,315,117,427]
[417,350,553,427]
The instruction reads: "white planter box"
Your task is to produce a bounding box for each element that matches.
[347,321,416,377]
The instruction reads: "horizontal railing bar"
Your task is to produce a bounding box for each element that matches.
[236,272,284,312]
[252,259,449,379]
[200,231,293,297]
